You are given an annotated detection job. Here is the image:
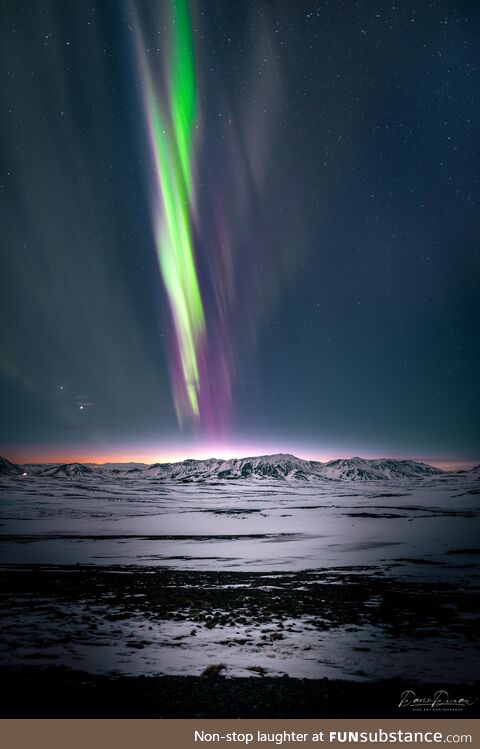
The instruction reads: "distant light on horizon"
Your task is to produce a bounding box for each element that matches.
[2,440,477,471]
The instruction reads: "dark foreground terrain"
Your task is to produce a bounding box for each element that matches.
[0,565,478,718]
[1,666,478,718]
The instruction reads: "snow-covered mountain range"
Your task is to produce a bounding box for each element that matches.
[0,452,463,481]
[0,456,24,476]
[317,457,442,480]
[25,463,95,478]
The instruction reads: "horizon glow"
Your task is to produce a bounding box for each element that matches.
[3,441,477,471]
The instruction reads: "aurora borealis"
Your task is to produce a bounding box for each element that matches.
[0,0,479,467]
[134,0,237,435]
[136,0,205,424]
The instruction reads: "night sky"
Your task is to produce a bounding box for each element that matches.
[1,0,479,467]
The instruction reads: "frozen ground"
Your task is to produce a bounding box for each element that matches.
[0,473,478,686]
[1,566,478,684]
[0,472,478,578]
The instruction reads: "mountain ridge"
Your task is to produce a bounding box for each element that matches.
[0,456,24,476]
[0,453,457,481]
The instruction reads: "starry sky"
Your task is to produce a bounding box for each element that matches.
[1,0,479,467]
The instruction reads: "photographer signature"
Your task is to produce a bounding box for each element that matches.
[399,690,476,710]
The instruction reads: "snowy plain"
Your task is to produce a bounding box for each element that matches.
[0,470,478,683]
[0,471,478,578]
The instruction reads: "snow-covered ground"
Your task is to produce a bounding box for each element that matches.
[0,472,478,579]
[0,472,478,683]
[1,594,477,683]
